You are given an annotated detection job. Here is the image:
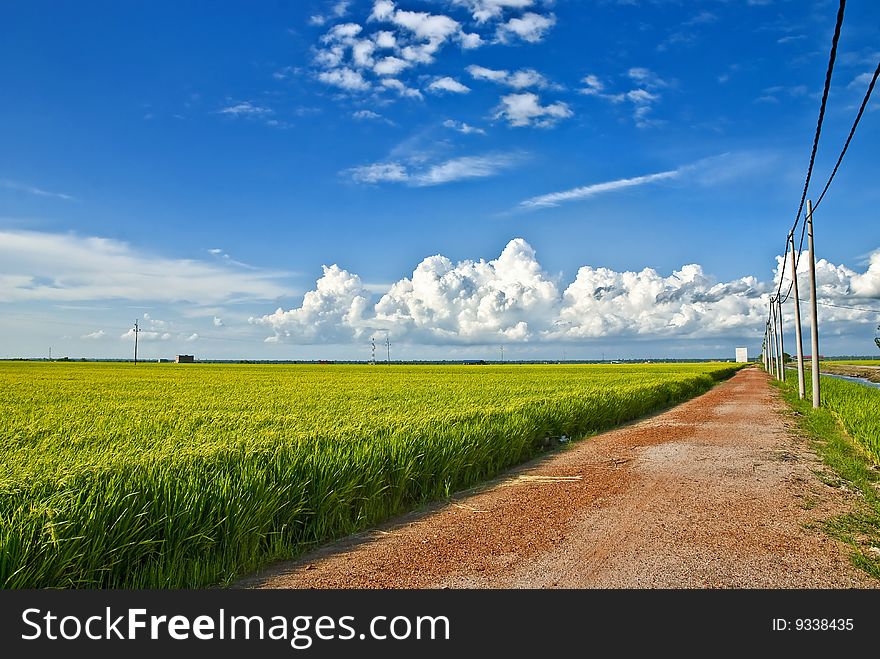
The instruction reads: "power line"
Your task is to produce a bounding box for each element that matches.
[771,0,846,313]
[782,296,880,314]
[811,59,880,214]
[789,0,846,238]
[778,54,878,305]
[782,53,880,302]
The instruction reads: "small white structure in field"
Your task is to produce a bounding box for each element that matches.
[735,347,748,363]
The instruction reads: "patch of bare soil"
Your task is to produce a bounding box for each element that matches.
[237,369,876,589]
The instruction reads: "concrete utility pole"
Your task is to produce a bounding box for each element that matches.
[133,320,140,365]
[770,301,779,380]
[763,328,769,372]
[789,233,806,399]
[776,296,785,382]
[806,200,821,408]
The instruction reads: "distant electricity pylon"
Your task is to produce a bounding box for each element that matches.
[133,320,140,365]
[385,335,391,364]
[499,345,504,363]
[370,337,376,365]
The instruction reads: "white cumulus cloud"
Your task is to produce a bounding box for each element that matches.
[496,12,556,43]
[382,78,424,99]
[373,55,410,75]
[251,239,880,346]
[427,76,471,94]
[466,65,554,89]
[251,265,371,343]
[318,67,372,91]
[494,92,572,127]
[452,0,536,23]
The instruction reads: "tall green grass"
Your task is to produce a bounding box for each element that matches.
[796,375,880,464]
[0,362,739,588]
[774,373,880,577]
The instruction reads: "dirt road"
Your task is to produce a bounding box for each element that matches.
[239,368,876,589]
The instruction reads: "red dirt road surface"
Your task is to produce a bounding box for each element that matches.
[238,368,877,589]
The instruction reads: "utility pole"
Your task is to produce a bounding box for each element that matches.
[770,298,782,380]
[762,330,766,372]
[789,233,806,399]
[385,335,391,364]
[806,200,821,408]
[133,320,140,365]
[764,323,768,372]
[769,303,778,380]
[761,323,770,372]
[761,323,769,371]
[776,295,785,382]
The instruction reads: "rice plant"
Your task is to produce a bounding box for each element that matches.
[0,362,740,588]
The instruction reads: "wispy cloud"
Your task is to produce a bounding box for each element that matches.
[518,169,681,210]
[415,154,520,186]
[216,101,287,127]
[349,162,410,184]
[1,179,77,201]
[684,11,717,27]
[0,230,292,304]
[627,67,668,89]
[352,109,395,125]
[347,152,522,186]
[578,70,667,128]
[516,153,776,211]
[443,119,487,135]
[849,72,875,89]
[218,101,273,116]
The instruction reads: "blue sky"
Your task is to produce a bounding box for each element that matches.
[1,0,878,361]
